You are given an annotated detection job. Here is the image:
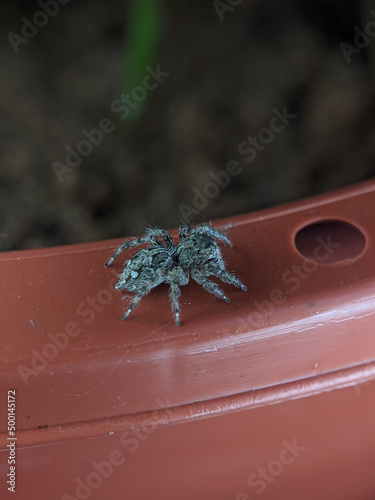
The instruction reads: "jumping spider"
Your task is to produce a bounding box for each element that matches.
[104,224,247,326]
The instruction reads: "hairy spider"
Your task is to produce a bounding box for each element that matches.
[104,224,247,326]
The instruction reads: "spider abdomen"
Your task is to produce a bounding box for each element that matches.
[116,247,174,292]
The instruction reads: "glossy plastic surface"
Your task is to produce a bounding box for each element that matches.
[1,180,375,499]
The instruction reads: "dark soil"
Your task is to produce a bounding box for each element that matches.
[1,0,375,251]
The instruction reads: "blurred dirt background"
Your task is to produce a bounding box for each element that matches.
[0,0,375,251]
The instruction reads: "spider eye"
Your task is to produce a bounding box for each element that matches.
[196,249,200,254]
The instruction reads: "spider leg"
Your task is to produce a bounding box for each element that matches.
[161,231,176,250]
[105,228,177,268]
[122,294,143,320]
[194,224,233,247]
[151,238,164,248]
[105,234,155,267]
[146,227,176,252]
[203,264,247,291]
[121,268,167,321]
[178,223,191,241]
[191,270,230,303]
[169,282,181,326]
[168,267,189,326]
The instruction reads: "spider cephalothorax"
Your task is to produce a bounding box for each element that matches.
[105,224,247,326]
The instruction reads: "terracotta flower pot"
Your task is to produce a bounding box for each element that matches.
[1,179,375,500]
